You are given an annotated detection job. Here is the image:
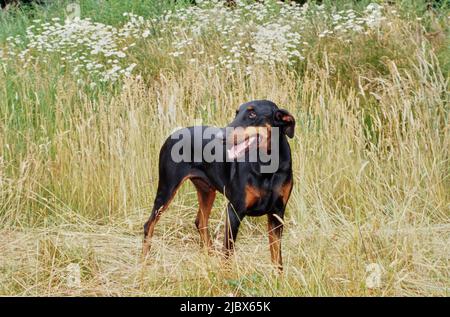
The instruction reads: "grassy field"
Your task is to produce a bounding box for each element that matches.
[0,0,449,296]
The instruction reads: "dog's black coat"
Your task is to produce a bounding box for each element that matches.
[143,100,295,270]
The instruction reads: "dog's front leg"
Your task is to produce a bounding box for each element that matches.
[268,213,284,272]
[223,203,244,258]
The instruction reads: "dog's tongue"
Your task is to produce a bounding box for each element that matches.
[227,136,257,160]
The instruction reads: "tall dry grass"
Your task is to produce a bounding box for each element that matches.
[0,1,449,296]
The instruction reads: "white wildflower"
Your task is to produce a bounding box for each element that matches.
[7,12,151,83]
[142,30,150,38]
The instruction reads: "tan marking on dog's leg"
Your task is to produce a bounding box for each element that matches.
[268,214,283,272]
[192,178,216,250]
[142,176,192,257]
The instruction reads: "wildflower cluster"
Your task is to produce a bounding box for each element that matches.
[162,1,308,71]
[0,1,390,82]
[318,3,385,39]
[1,13,151,83]
[161,1,387,72]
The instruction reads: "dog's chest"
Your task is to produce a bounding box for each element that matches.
[244,173,292,216]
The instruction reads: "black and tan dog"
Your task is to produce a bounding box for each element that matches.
[143,100,295,270]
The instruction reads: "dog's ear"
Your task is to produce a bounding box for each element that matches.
[274,109,295,138]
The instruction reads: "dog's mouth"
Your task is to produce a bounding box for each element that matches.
[227,134,262,160]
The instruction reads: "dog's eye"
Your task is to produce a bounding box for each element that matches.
[248,110,257,119]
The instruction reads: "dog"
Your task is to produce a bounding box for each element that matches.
[143,100,295,270]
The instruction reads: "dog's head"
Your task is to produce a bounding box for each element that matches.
[225,100,295,159]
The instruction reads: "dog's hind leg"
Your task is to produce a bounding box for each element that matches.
[191,178,216,250]
[143,169,191,257]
